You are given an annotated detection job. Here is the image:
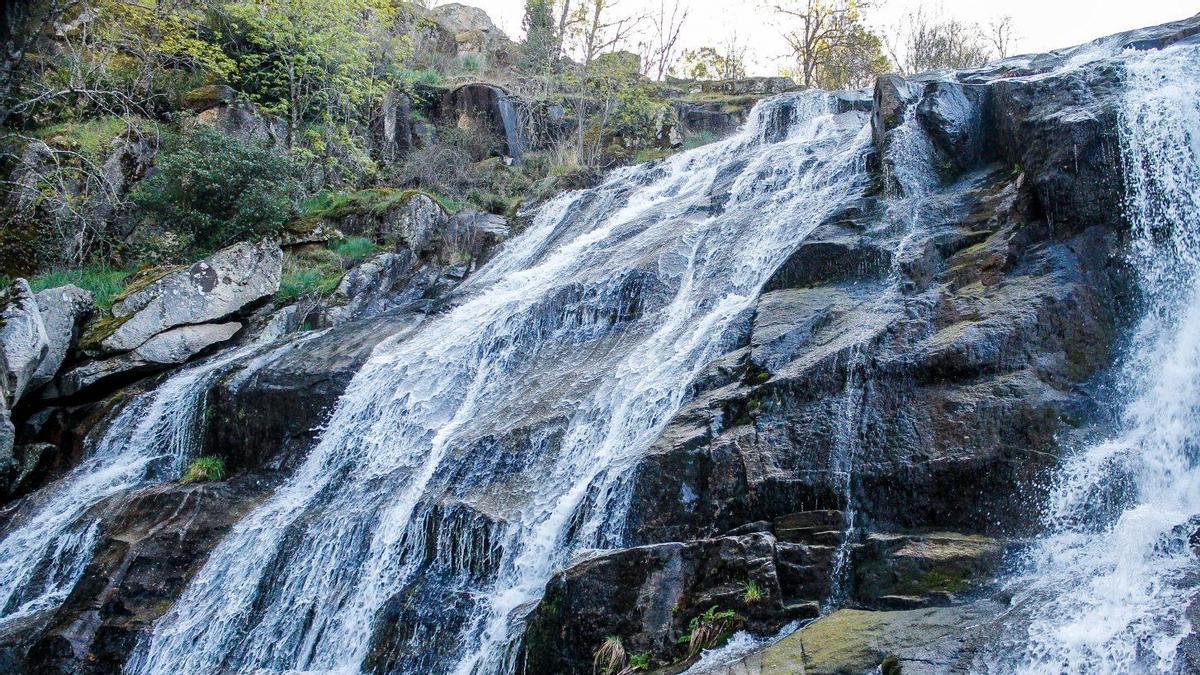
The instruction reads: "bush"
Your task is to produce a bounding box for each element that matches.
[330,236,377,262]
[131,127,302,253]
[181,456,226,483]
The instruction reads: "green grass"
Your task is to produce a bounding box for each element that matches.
[277,267,343,302]
[329,236,377,262]
[25,265,135,309]
[742,580,766,604]
[181,456,226,483]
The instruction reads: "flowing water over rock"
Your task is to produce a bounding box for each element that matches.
[128,93,874,674]
[0,342,265,626]
[987,42,1200,673]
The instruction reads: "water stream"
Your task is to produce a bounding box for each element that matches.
[128,93,875,675]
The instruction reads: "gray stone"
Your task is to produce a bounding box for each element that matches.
[98,241,280,354]
[30,284,94,391]
[62,322,241,395]
[0,279,49,405]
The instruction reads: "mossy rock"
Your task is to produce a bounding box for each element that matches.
[181,85,237,112]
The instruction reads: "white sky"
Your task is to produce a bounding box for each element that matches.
[440,0,1200,75]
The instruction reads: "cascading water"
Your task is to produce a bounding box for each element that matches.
[989,42,1200,672]
[494,88,525,160]
[129,93,874,675]
[0,341,266,625]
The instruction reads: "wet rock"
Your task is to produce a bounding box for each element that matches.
[30,285,94,392]
[22,477,275,674]
[86,240,281,355]
[989,60,1124,233]
[872,74,917,153]
[916,81,992,171]
[1,279,49,405]
[851,532,1006,609]
[522,533,819,674]
[325,252,416,325]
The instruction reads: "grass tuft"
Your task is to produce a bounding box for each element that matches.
[26,265,135,309]
[593,635,627,675]
[181,456,226,483]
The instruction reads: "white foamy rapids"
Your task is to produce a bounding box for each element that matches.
[129,93,874,675]
[0,341,265,626]
[993,43,1200,673]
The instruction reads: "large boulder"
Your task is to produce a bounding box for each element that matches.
[30,285,94,391]
[1,279,49,405]
[60,322,242,397]
[84,240,281,356]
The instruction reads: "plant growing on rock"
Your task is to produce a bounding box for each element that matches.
[742,580,766,604]
[593,635,627,674]
[678,605,742,657]
[182,457,227,483]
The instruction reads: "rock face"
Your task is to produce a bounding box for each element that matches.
[0,280,49,405]
[88,240,281,355]
[30,285,93,392]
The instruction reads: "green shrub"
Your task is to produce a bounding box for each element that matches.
[131,126,302,253]
[181,456,226,483]
[27,265,134,309]
[678,606,741,657]
[627,652,651,671]
[276,248,344,302]
[456,53,483,73]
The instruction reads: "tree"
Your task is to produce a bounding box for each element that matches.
[223,0,402,147]
[773,0,874,89]
[131,126,302,252]
[989,15,1017,60]
[887,6,992,74]
[679,36,748,81]
[813,24,890,89]
[636,0,689,81]
[519,0,560,73]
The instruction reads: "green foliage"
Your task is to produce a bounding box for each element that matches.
[222,0,407,143]
[678,606,741,657]
[34,116,135,159]
[330,236,377,262]
[742,580,766,604]
[26,265,134,309]
[627,652,651,671]
[182,456,227,483]
[680,46,746,80]
[593,635,627,675]
[131,127,302,253]
[456,53,484,74]
[519,0,560,74]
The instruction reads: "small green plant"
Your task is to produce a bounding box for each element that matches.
[626,652,651,671]
[1012,163,1024,177]
[330,237,377,262]
[457,53,483,73]
[677,606,741,657]
[181,456,226,483]
[742,580,766,604]
[593,635,627,675]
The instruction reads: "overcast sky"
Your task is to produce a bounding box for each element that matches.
[442,0,1199,75]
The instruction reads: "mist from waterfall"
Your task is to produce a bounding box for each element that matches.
[128,92,874,675]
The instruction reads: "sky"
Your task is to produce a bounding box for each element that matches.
[438,0,1200,75]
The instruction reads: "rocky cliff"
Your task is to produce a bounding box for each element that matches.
[0,13,1198,675]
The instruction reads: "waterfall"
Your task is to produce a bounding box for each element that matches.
[992,42,1200,672]
[494,88,524,160]
[0,342,263,625]
[129,92,874,675]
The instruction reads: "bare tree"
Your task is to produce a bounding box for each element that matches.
[773,0,874,89]
[886,6,991,75]
[636,0,689,81]
[988,15,1017,60]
